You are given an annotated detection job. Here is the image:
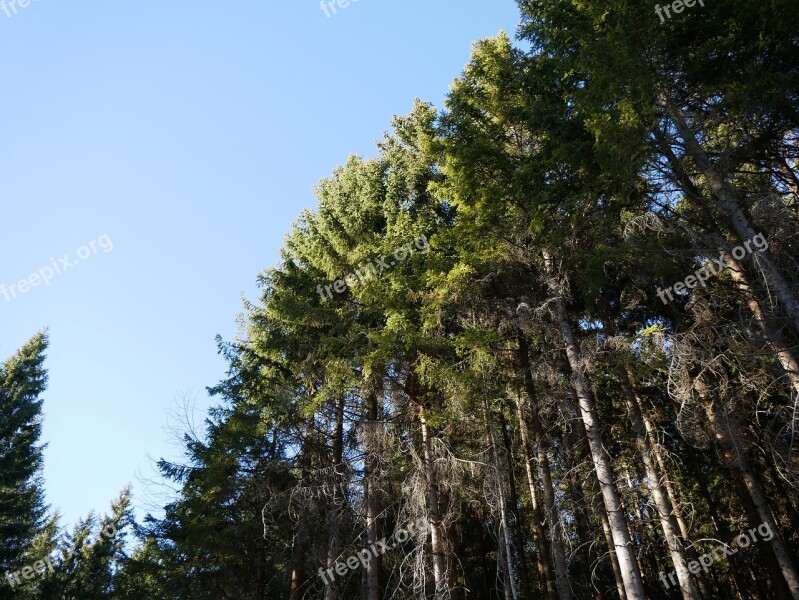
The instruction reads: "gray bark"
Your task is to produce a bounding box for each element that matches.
[698,380,799,598]
[619,370,700,600]
[544,251,647,600]
[515,393,559,600]
[664,101,799,337]
[483,397,519,600]
[517,333,572,600]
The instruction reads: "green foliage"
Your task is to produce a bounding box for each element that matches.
[8,2,799,598]
[0,333,50,600]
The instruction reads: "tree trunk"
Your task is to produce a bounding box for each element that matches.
[560,380,627,600]
[618,369,701,599]
[663,100,799,337]
[765,458,799,538]
[597,496,629,600]
[291,419,315,600]
[655,132,799,397]
[517,333,573,600]
[544,251,647,600]
[407,367,451,598]
[722,250,799,397]
[324,396,346,600]
[483,397,519,600]
[635,380,713,599]
[515,393,558,600]
[418,406,450,598]
[698,380,799,598]
[683,445,750,600]
[256,534,267,600]
[498,408,535,600]
[364,385,383,600]
[290,525,307,600]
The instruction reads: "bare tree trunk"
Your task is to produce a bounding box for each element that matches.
[723,256,799,398]
[639,397,691,542]
[597,496,628,600]
[324,396,346,600]
[636,382,713,599]
[443,498,465,600]
[684,445,750,600]
[517,333,573,600]
[663,100,799,337]
[515,393,558,600]
[498,409,535,600]
[364,384,383,600]
[622,466,662,595]
[483,396,520,600]
[698,381,799,598]
[291,419,315,600]
[565,449,604,600]
[502,566,514,600]
[618,369,701,600]
[560,384,627,600]
[655,134,799,397]
[256,535,267,600]
[407,367,451,598]
[290,523,308,600]
[418,406,450,598]
[544,251,646,600]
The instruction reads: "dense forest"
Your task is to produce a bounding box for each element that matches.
[3,0,799,598]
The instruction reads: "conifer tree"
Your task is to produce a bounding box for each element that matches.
[0,333,50,600]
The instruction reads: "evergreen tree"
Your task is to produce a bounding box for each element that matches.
[39,488,131,600]
[0,333,50,600]
[18,3,799,598]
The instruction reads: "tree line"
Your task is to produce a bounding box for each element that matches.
[2,0,798,598]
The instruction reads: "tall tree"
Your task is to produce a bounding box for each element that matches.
[0,332,50,599]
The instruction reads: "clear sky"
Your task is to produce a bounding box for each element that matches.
[0,0,522,529]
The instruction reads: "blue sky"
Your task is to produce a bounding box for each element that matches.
[0,0,522,529]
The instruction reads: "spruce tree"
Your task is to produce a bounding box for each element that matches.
[0,332,50,598]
